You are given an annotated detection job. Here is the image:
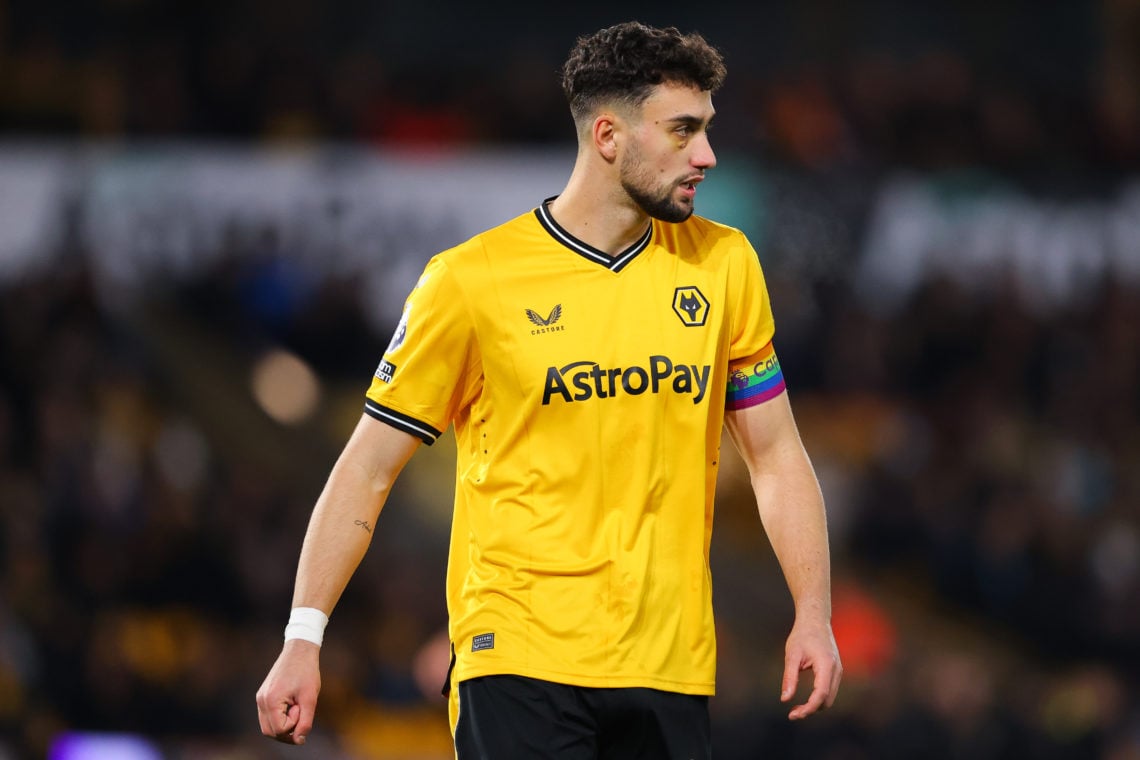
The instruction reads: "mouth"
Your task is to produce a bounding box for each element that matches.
[680,175,704,197]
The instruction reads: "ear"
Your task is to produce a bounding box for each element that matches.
[592,113,620,163]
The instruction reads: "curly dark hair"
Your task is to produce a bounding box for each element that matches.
[561,21,727,124]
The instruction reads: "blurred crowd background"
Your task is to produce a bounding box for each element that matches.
[1,1,1139,758]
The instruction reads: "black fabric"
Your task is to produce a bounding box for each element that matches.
[454,674,711,760]
[442,642,457,697]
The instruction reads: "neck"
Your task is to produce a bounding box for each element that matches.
[548,161,650,256]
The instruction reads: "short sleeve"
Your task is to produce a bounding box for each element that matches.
[364,256,478,444]
[725,235,785,410]
[727,233,776,361]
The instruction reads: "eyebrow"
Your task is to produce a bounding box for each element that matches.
[665,113,716,129]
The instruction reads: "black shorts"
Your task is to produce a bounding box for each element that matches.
[454,674,711,760]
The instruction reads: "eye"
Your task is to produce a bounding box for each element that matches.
[675,125,691,138]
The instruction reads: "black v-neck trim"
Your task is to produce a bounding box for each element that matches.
[534,196,652,273]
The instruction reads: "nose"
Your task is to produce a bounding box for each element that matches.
[692,133,716,170]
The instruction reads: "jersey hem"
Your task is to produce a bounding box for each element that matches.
[454,662,716,697]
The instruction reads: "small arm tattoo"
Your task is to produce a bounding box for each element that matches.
[354,520,372,534]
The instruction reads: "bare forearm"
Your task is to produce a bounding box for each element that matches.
[292,459,387,612]
[258,418,418,746]
[753,444,832,623]
[726,397,841,716]
[289,415,419,614]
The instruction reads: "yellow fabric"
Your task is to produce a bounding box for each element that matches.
[366,205,776,698]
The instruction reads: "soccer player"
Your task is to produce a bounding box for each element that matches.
[257,21,841,758]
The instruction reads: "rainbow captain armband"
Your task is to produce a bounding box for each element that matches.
[726,342,786,410]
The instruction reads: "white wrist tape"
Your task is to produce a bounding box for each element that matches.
[284,607,329,647]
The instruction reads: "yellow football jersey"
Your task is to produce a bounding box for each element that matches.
[365,199,782,697]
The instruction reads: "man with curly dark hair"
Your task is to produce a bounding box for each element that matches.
[258,21,841,758]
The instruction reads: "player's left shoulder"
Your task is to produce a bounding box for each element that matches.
[661,214,752,261]
[687,213,742,235]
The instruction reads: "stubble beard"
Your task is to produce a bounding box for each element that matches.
[620,150,694,224]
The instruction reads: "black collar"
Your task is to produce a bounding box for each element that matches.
[534,197,652,273]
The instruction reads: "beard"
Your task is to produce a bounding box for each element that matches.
[619,147,695,223]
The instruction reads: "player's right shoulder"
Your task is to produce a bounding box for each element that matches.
[434,208,539,272]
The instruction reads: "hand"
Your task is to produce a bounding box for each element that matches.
[256,639,322,744]
[780,618,842,720]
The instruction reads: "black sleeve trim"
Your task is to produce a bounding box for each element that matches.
[363,399,442,445]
